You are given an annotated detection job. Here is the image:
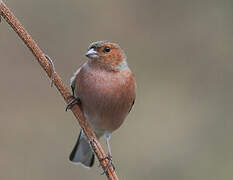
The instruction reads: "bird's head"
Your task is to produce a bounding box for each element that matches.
[85,41,127,69]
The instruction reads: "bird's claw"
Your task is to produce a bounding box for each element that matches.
[65,97,81,111]
[99,154,115,175]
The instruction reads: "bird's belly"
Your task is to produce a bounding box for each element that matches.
[79,73,134,133]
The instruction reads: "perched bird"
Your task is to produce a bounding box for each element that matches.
[67,41,136,173]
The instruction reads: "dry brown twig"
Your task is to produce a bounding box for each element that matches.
[0,1,119,180]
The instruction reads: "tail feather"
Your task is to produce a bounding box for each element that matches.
[69,130,95,168]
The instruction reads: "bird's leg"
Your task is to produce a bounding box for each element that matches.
[65,97,81,111]
[100,134,115,175]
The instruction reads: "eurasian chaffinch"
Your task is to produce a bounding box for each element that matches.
[67,41,136,173]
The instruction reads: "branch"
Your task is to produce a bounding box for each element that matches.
[0,2,118,180]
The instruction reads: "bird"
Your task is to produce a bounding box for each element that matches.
[66,40,136,173]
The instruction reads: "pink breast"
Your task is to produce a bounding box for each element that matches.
[76,68,136,132]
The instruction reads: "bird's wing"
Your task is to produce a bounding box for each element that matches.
[70,67,82,97]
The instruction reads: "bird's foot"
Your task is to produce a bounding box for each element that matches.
[88,137,116,174]
[65,96,81,111]
[99,154,115,175]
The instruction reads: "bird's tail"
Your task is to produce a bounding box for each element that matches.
[69,130,95,168]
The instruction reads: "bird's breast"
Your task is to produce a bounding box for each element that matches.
[75,67,136,132]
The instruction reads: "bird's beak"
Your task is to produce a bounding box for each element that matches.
[85,48,99,59]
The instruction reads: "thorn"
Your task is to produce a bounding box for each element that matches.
[44,54,55,87]
[89,136,96,146]
[89,136,98,151]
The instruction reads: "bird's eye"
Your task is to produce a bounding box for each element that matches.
[104,46,111,53]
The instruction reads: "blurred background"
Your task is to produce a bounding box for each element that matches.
[1,0,233,179]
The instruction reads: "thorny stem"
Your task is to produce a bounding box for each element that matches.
[0,2,118,180]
